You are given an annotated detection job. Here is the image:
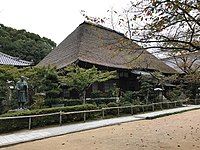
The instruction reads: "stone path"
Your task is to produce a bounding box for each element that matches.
[1,105,200,148]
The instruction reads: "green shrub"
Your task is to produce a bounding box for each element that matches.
[166,89,182,101]
[122,101,132,106]
[86,98,117,106]
[0,104,97,133]
[63,99,83,106]
[120,107,132,115]
[132,106,141,114]
[44,98,83,107]
[107,102,118,107]
[91,90,103,98]
[44,98,60,107]
[31,94,46,109]
[43,97,117,108]
[121,91,134,104]
[1,104,97,117]
[98,104,108,109]
[154,103,163,110]
[106,102,118,115]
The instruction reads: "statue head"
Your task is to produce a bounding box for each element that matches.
[20,76,25,81]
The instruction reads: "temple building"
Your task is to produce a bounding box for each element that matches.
[0,52,32,67]
[38,22,176,97]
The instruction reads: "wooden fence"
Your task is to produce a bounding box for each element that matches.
[0,99,197,130]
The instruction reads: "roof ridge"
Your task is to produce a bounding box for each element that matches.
[80,21,131,41]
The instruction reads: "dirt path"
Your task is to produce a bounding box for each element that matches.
[3,109,200,150]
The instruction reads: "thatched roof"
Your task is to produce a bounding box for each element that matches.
[0,52,32,66]
[38,22,176,73]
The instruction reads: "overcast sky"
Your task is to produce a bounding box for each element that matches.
[0,0,131,44]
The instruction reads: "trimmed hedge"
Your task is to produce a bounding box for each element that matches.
[0,101,185,134]
[86,98,117,105]
[1,104,97,117]
[45,99,83,107]
[0,104,97,133]
[45,98,117,107]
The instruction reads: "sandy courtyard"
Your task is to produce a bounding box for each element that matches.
[2,109,200,150]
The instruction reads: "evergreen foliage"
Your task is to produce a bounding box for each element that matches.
[0,24,56,64]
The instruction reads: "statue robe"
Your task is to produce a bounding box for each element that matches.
[16,80,28,102]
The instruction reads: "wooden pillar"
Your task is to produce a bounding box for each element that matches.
[167,102,170,109]
[142,106,144,112]
[131,106,133,115]
[83,112,86,122]
[102,109,105,118]
[117,108,120,116]
[152,104,154,111]
[59,111,62,126]
[28,117,32,130]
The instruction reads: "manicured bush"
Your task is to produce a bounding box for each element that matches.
[95,97,116,105]
[121,91,134,104]
[121,101,132,106]
[63,99,83,106]
[44,98,83,107]
[154,103,163,110]
[1,104,97,117]
[0,100,185,134]
[91,90,103,98]
[120,107,132,115]
[45,98,116,107]
[44,97,117,108]
[132,106,141,114]
[87,98,117,105]
[166,89,182,101]
[162,103,170,109]
[31,94,46,109]
[0,104,97,133]
[107,102,118,107]
[106,102,118,115]
[98,104,108,109]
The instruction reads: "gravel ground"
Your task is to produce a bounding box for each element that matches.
[3,109,200,150]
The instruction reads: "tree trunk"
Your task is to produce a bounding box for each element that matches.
[81,90,86,105]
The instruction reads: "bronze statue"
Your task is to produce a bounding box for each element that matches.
[16,76,28,109]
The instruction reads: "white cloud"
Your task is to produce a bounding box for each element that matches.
[0,0,130,44]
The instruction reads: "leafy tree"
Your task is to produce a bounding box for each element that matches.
[163,51,200,74]
[135,72,173,103]
[59,66,117,104]
[0,66,20,113]
[22,67,60,94]
[0,66,61,112]
[182,71,200,98]
[137,75,157,104]
[130,0,200,52]
[82,0,199,53]
[0,24,56,64]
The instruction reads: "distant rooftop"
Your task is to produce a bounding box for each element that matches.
[0,52,33,66]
